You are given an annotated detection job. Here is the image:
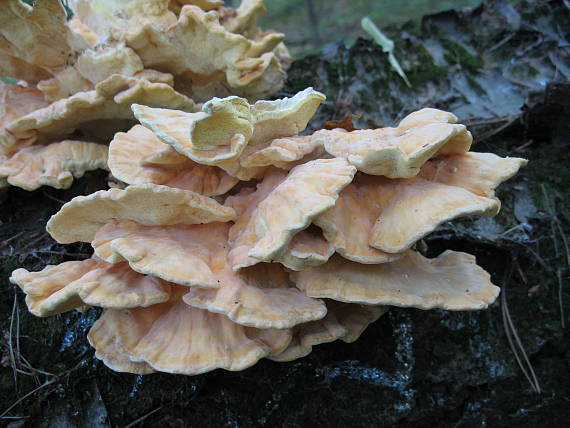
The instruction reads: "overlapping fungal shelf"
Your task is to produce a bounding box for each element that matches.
[0,0,288,190]
[11,87,527,375]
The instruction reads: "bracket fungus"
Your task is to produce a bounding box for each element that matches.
[0,140,109,191]
[132,87,325,168]
[108,125,239,194]
[0,0,288,191]
[11,87,527,376]
[66,0,289,101]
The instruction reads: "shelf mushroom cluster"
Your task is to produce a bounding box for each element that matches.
[0,0,288,191]
[11,87,527,375]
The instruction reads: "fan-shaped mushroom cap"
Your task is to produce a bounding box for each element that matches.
[227,52,285,101]
[208,88,326,175]
[91,219,327,328]
[123,4,284,101]
[227,159,356,270]
[369,152,527,253]
[11,259,172,317]
[0,140,108,191]
[270,301,387,362]
[319,108,472,178]
[294,250,500,310]
[88,311,156,374]
[5,74,197,152]
[132,88,325,172]
[0,84,50,157]
[183,262,327,329]
[316,152,526,256]
[47,183,236,244]
[88,288,293,375]
[191,96,253,150]
[222,0,266,37]
[132,104,246,165]
[239,134,326,169]
[247,87,326,146]
[0,85,49,130]
[417,151,528,198]
[245,31,285,59]
[39,44,145,102]
[276,227,336,271]
[66,0,288,101]
[314,179,405,264]
[226,173,306,270]
[396,108,459,131]
[126,2,226,58]
[0,0,74,81]
[92,221,228,287]
[68,0,176,41]
[109,125,238,194]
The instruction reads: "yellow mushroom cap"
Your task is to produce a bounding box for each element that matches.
[87,288,293,375]
[318,108,473,178]
[228,159,356,271]
[132,88,325,172]
[5,74,197,152]
[109,125,238,195]
[0,140,108,191]
[88,310,156,375]
[92,221,229,288]
[92,219,327,328]
[294,251,500,310]
[11,259,171,317]
[182,260,327,329]
[0,0,74,80]
[119,3,285,101]
[316,152,527,257]
[47,183,236,244]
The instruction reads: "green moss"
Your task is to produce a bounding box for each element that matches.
[527,155,570,222]
[407,45,447,86]
[441,39,483,71]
